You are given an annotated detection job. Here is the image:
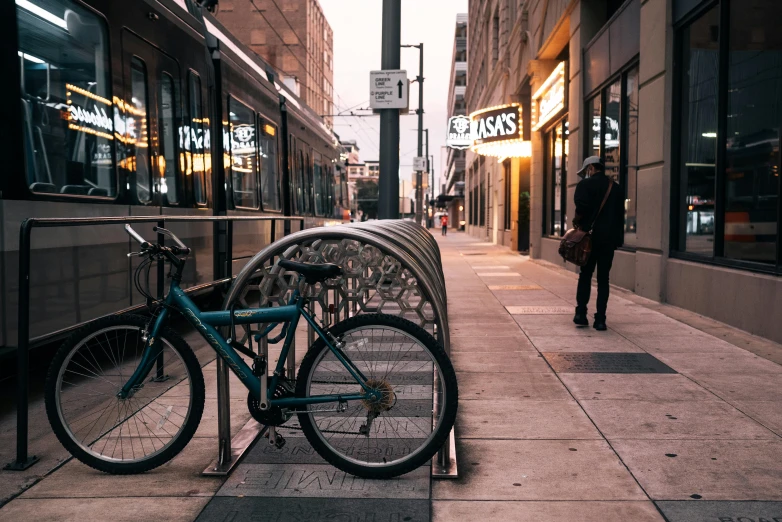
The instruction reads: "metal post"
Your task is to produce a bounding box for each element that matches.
[5,220,38,470]
[216,221,233,468]
[154,221,165,380]
[424,129,430,227]
[378,0,401,219]
[412,44,424,225]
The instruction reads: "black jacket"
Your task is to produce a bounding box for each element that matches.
[573,172,624,248]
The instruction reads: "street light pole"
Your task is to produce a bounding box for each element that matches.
[402,43,424,225]
[424,128,430,227]
[378,0,401,219]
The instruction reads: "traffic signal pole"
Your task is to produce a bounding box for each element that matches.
[378,0,401,219]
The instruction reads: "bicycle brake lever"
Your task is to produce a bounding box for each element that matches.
[127,251,147,258]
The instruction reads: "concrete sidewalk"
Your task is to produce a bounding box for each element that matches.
[434,232,782,522]
[1,230,781,522]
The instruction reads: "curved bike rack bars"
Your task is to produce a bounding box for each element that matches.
[213,220,458,478]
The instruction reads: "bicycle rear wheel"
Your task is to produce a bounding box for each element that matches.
[45,314,205,474]
[296,313,457,479]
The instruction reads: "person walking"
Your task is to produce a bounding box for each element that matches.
[440,214,449,236]
[572,156,625,331]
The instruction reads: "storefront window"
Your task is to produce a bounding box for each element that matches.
[585,66,639,246]
[605,79,621,183]
[724,0,780,264]
[674,1,780,270]
[544,118,568,236]
[625,68,639,246]
[587,96,601,159]
[678,6,718,256]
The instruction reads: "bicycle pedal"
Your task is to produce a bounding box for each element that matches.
[274,434,286,449]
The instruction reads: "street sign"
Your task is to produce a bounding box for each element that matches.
[369,70,408,110]
[413,156,427,171]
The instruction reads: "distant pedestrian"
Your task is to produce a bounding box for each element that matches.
[572,156,625,331]
[440,214,448,236]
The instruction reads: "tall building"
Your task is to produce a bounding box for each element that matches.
[460,0,782,343]
[216,0,334,126]
[443,13,468,230]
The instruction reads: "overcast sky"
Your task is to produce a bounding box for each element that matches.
[320,0,468,191]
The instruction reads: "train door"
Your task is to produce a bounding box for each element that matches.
[120,31,182,209]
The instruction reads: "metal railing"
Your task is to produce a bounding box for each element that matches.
[217,219,458,478]
[6,215,304,471]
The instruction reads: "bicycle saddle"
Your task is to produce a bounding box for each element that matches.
[277,259,342,284]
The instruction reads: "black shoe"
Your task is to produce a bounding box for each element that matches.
[593,315,607,331]
[573,309,588,326]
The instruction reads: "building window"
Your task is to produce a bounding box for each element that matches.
[544,118,568,236]
[17,0,116,198]
[503,160,512,230]
[585,64,639,246]
[674,0,781,270]
[479,157,486,226]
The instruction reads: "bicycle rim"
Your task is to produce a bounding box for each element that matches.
[54,325,195,464]
[302,324,447,469]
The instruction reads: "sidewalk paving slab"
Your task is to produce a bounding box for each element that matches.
[0,497,211,522]
[455,400,601,440]
[611,439,782,500]
[433,439,647,501]
[433,500,665,522]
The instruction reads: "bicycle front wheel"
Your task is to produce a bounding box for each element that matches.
[45,314,205,474]
[296,313,458,479]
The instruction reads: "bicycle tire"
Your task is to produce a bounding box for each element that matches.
[45,314,205,474]
[296,313,458,479]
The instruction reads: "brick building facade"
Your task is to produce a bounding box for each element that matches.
[216,0,334,126]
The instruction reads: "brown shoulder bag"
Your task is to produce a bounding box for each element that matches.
[558,182,612,266]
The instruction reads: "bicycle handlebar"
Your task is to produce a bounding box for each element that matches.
[125,224,152,249]
[153,226,189,252]
[125,224,191,256]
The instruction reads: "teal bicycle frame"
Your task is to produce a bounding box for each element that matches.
[118,274,379,407]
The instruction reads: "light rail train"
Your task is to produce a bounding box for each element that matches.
[2,0,348,358]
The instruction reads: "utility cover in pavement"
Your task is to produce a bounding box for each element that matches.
[197,497,430,522]
[655,500,782,522]
[543,352,676,373]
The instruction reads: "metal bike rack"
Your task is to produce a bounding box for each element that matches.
[6,215,303,472]
[218,220,458,479]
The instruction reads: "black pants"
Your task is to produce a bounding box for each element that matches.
[442,225,447,236]
[576,245,615,317]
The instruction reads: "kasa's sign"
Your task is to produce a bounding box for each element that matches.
[446,115,471,150]
[467,104,530,158]
[470,104,520,145]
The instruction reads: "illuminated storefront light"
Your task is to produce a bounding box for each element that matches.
[469,103,531,158]
[531,62,566,131]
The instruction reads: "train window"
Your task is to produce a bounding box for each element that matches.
[297,150,306,213]
[17,0,116,197]
[130,58,152,203]
[313,152,323,216]
[259,121,280,211]
[187,73,208,205]
[229,98,258,209]
[159,73,178,204]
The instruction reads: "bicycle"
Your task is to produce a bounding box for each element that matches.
[45,224,458,479]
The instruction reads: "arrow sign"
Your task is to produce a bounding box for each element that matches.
[369,70,408,110]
